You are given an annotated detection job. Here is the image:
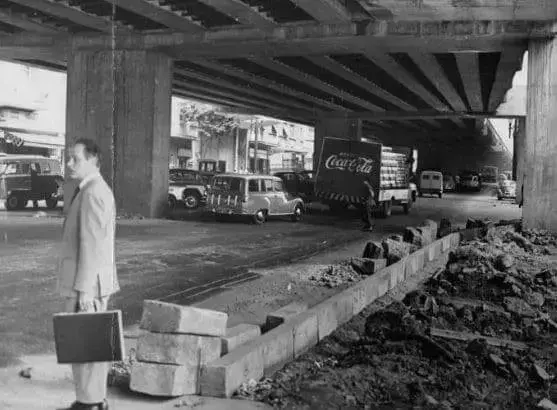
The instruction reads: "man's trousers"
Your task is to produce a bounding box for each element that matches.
[64,295,110,404]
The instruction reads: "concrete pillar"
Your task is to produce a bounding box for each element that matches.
[523,38,557,231]
[64,49,172,218]
[313,117,362,170]
[513,117,526,205]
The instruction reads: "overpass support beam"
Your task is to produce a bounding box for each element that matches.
[523,37,557,231]
[64,49,172,218]
[313,117,362,169]
[513,117,526,204]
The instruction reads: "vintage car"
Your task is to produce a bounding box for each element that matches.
[443,174,456,192]
[496,175,517,200]
[0,155,63,210]
[457,172,482,192]
[273,169,315,202]
[205,173,304,224]
[168,169,208,210]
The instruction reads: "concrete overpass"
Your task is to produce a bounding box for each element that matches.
[0,1,554,229]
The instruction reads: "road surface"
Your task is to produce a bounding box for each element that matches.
[0,190,520,367]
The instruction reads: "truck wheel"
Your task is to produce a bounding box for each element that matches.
[46,197,58,209]
[183,191,201,209]
[291,204,303,222]
[380,201,392,218]
[252,209,266,225]
[5,194,21,211]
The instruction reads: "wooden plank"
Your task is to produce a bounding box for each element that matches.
[438,297,508,315]
[0,9,61,34]
[409,52,468,112]
[190,59,349,112]
[488,47,526,112]
[196,0,276,27]
[6,0,130,33]
[250,57,385,112]
[103,0,204,32]
[306,55,417,111]
[364,51,451,112]
[357,0,557,21]
[174,67,314,112]
[293,0,352,22]
[455,52,484,112]
[430,327,527,350]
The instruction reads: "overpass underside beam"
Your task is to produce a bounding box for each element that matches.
[523,36,557,231]
[64,49,172,218]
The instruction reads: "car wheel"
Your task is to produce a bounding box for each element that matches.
[291,204,303,222]
[252,209,266,225]
[168,195,177,210]
[183,191,200,209]
[46,197,58,209]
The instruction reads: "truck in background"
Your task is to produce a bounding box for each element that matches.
[314,137,413,218]
[480,165,498,184]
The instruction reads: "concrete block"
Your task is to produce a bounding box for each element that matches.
[416,225,433,246]
[140,300,228,337]
[441,235,452,252]
[136,332,221,366]
[405,249,425,278]
[425,241,442,262]
[362,240,384,259]
[221,324,261,355]
[422,219,439,240]
[130,361,199,396]
[387,259,406,287]
[450,232,461,247]
[352,276,381,315]
[374,268,392,295]
[266,301,308,330]
[261,326,295,375]
[200,342,264,398]
[293,311,319,357]
[317,291,353,340]
[350,257,387,276]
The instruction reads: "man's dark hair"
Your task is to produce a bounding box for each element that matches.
[74,138,101,166]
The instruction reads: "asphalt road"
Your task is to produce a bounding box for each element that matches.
[0,190,520,367]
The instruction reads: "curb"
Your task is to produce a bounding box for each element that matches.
[199,232,462,398]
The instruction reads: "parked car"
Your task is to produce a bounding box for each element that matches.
[273,169,315,202]
[419,170,443,198]
[443,174,456,192]
[168,169,208,209]
[206,173,304,224]
[0,155,63,210]
[497,175,517,200]
[457,172,481,192]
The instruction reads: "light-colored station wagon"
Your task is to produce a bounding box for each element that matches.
[205,173,305,224]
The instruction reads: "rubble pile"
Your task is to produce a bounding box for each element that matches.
[248,221,557,409]
[307,261,363,288]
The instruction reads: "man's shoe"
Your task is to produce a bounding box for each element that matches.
[68,400,108,410]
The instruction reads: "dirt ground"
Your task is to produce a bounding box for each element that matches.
[238,223,557,410]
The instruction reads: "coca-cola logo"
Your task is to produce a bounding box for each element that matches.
[325,154,374,174]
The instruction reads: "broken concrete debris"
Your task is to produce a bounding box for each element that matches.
[248,220,557,409]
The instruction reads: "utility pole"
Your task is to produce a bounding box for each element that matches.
[254,119,259,173]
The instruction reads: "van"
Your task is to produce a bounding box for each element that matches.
[419,170,443,198]
[205,173,305,224]
[0,155,63,210]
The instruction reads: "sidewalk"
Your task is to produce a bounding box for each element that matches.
[0,237,374,410]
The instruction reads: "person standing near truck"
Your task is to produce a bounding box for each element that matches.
[361,178,376,231]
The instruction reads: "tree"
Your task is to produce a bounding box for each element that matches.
[179,103,238,160]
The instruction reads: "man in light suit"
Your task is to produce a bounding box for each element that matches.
[58,138,119,410]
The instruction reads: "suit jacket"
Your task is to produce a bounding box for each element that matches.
[57,174,119,298]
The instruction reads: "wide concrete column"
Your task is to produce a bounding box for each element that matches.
[523,37,557,231]
[313,117,362,169]
[64,49,172,218]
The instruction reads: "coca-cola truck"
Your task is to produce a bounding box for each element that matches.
[315,137,413,217]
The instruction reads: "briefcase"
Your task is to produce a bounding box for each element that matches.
[53,310,125,364]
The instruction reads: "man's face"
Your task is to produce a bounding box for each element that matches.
[67,143,97,180]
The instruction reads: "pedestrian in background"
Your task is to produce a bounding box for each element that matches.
[57,138,119,410]
[361,178,376,231]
